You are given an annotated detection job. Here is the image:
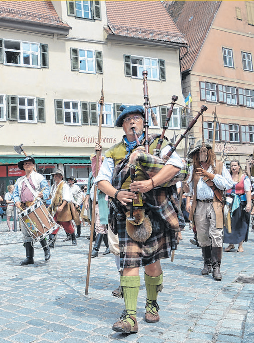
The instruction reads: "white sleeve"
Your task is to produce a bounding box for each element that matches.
[160,145,184,169]
[95,157,114,184]
[213,166,234,191]
[62,184,73,202]
[244,177,251,192]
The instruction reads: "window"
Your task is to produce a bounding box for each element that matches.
[64,101,81,125]
[67,1,101,20]
[236,7,242,20]
[226,86,237,105]
[0,95,6,121]
[200,82,217,102]
[97,103,114,127]
[7,96,45,123]
[246,1,254,26]
[229,124,240,142]
[218,84,226,103]
[204,121,219,141]
[70,48,103,74]
[238,88,246,106]
[221,123,229,142]
[0,39,48,68]
[124,55,165,81]
[160,106,180,129]
[242,52,253,71]
[241,125,254,143]
[246,89,254,108]
[223,48,234,68]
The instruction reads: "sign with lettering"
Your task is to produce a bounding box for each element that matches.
[8,165,25,177]
[215,143,253,155]
[63,135,117,145]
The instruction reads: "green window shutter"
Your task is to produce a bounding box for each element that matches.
[93,1,101,20]
[90,102,98,125]
[70,48,79,71]
[37,98,46,122]
[124,55,131,77]
[40,44,48,68]
[55,99,64,124]
[113,103,122,125]
[67,1,76,16]
[81,101,89,125]
[8,96,18,121]
[95,50,103,74]
[158,59,166,81]
[160,106,167,128]
[0,39,3,64]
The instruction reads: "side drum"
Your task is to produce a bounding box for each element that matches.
[19,201,58,242]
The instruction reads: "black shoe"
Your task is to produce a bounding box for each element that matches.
[76,233,80,238]
[71,233,77,246]
[91,248,98,258]
[20,242,34,265]
[76,225,81,238]
[49,234,56,248]
[211,247,222,281]
[40,238,51,261]
[103,247,110,255]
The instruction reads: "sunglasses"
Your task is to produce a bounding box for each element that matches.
[123,115,143,123]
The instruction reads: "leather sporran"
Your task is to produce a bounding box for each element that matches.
[126,208,152,242]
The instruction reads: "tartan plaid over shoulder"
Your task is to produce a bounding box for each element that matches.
[107,134,185,231]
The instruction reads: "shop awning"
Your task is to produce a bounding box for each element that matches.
[0,156,90,165]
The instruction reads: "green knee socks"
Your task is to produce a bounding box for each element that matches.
[120,275,140,326]
[144,272,163,313]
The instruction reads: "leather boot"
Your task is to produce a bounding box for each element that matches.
[20,242,34,265]
[91,233,103,257]
[40,238,51,261]
[211,247,222,281]
[201,246,212,275]
[49,234,56,248]
[71,233,77,245]
[190,232,199,247]
[76,225,81,238]
[102,234,110,255]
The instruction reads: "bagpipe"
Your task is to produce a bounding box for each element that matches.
[128,70,208,189]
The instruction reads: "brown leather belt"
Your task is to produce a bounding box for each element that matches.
[197,199,213,203]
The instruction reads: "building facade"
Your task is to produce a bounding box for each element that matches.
[168,1,254,167]
[0,0,187,195]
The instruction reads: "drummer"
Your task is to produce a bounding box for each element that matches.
[13,156,50,265]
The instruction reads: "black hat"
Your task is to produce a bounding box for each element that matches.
[115,105,145,127]
[188,143,212,159]
[66,176,75,181]
[18,156,35,171]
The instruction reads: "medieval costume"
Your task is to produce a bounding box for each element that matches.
[96,105,184,333]
[13,156,50,265]
[67,177,83,238]
[48,169,77,246]
[185,144,233,281]
[224,160,251,252]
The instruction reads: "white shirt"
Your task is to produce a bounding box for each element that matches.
[50,181,72,203]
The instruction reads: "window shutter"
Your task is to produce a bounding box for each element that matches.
[124,55,131,77]
[95,51,103,74]
[0,39,3,64]
[218,84,226,103]
[8,96,18,121]
[67,1,76,16]
[160,106,167,128]
[40,44,48,68]
[70,48,79,71]
[236,7,242,20]
[113,103,122,125]
[81,102,89,125]
[200,82,206,101]
[94,1,101,20]
[90,102,98,125]
[158,59,166,81]
[37,98,46,122]
[246,1,254,26]
[55,99,64,124]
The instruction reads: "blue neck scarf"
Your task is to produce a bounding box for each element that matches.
[124,133,144,157]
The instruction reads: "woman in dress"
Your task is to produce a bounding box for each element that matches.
[224,160,252,252]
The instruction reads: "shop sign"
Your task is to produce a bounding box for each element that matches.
[0,166,7,177]
[215,143,253,155]
[63,135,117,145]
[8,165,25,177]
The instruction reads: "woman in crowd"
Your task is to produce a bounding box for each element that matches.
[224,160,252,252]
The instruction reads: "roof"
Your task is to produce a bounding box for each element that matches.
[105,1,187,46]
[167,1,222,72]
[0,1,70,33]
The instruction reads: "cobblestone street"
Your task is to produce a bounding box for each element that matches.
[0,220,254,343]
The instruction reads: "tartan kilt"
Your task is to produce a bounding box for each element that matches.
[117,210,172,269]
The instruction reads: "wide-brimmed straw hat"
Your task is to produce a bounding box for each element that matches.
[188,143,212,159]
[18,156,35,170]
[115,105,145,127]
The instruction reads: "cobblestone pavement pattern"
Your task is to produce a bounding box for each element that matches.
[0,220,254,343]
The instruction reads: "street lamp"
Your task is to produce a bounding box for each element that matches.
[188,136,196,149]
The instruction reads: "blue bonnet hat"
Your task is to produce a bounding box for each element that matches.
[115,105,144,127]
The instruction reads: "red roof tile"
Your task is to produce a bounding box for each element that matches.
[105,1,187,46]
[0,1,70,29]
[167,1,221,72]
